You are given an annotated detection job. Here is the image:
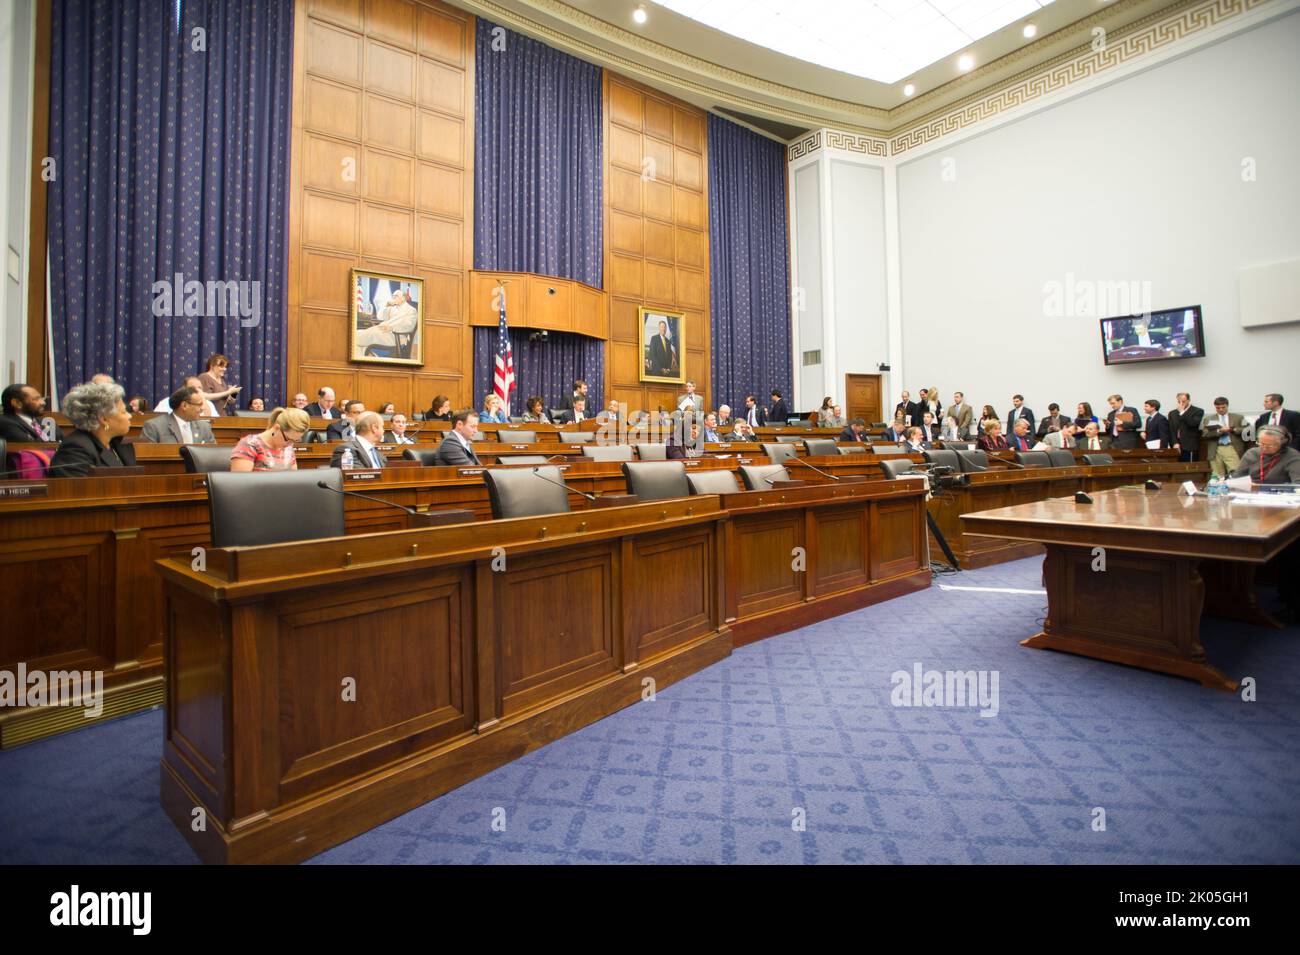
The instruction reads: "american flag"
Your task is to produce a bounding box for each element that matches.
[493,287,515,414]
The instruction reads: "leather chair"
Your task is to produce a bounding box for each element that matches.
[302,429,327,444]
[1082,453,1114,466]
[207,469,346,549]
[954,449,989,473]
[1015,451,1051,469]
[496,455,549,465]
[761,443,799,465]
[582,444,634,462]
[621,461,690,501]
[181,444,232,473]
[838,446,867,454]
[1047,450,1076,468]
[686,470,742,495]
[776,435,805,443]
[635,443,667,460]
[496,430,537,444]
[923,449,960,471]
[879,458,917,480]
[738,464,790,490]
[557,431,596,443]
[402,448,441,466]
[804,438,838,456]
[482,465,572,519]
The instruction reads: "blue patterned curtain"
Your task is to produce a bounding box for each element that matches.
[707,114,792,409]
[47,0,294,405]
[472,328,603,414]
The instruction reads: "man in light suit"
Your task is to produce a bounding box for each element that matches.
[139,387,216,444]
[354,289,417,354]
[331,412,388,469]
[946,392,973,436]
[432,410,482,466]
[1201,397,1247,478]
[677,381,703,415]
[1104,394,1142,450]
[1006,394,1035,436]
[1039,425,1078,450]
[1256,393,1300,451]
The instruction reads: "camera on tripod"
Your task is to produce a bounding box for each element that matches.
[924,464,969,489]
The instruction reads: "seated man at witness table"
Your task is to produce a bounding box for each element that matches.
[0,383,61,443]
[729,419,756,441]
[331,412,387,469]
[384,413,415,445]
[901,426,930,454]
[153,376,218,417]
[304,386,340,419]
[1079,421,1111,452]
[701,412,722,443]
[1035,423,1079,450]
[1007,418,1035,452]
[882,413,907,443]
[569,397,587,423]
[327,400,365,441]
[48,381,136,477]
[140,386,216,444]
[921,411,940,442]
[1231,425,1300,485]
[839,418,868,443]
[976,420,1008,452]
[432,410,482,466]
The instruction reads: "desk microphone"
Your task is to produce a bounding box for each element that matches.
[531,466,596,501]
[315,480,423,517]
[786,457,840,481]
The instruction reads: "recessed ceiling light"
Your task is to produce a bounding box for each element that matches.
[633,5,647,25]
[1023,23,1038,39]
[957,53,975,72]
[902,83,915,97]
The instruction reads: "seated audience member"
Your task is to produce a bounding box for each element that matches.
[198,353,241,416]
[154,376,219,416]
[1008,418,1035,452]
[901,426,930,453]
[426,395,452,421]
[140,386,216,444]
[0,383,61,443]
[384,413,415,445]
[376,402,396,416]
[291,393,309,410]
[1256,393,1300,451]
[1200,397,1245,478]
[248,397,266,412]
[921,411,939,441]
[816,397,835,427]
[520,396,550,423]
[1074,401,1099,431]
[977,420,1008,452]
[882,413,908,443]
[570,397,588,423]
[481,393,508,424]
[1036,403,1071,438]
[1037,424,1079,450]
[729,419,756,441]
[127,395,149,415]
[768,390,790,424]
[1141,398,1172,449]
[432,410,481,466]
[327,400,366,441]
[331,411,388,469]
[304,387,340,419]
[603,399,621,421]
[977,405,1000,435]
[716,404,733,429]
[1232,425,1300,484]
[229,407,307,471]
[840,418,868,443]
[49,382,136,476]
[939,416,962,442]
[822,404,846,429]
[702,412,722,443]
[665,418,701,459]
[1079,421,1110,451]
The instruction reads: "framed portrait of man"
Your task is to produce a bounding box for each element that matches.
[350,270,423,366]
[640,307,684,384]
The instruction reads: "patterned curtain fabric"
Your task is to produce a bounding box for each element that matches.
[47,0,294,405]
[473,18,603,288]
[472,328,604,415]
[707,114,792,410]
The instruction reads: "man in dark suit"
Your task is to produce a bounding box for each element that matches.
[384,413,415,445]
[901,426,930,453]
[839,419,868,442]
[331,412,387,469]
[742,394,767,428]
[1035,403,1070,439]
[646,322,677,378]
[560,379,589,411]
[1078,422,1111,452]
[894,390,913,423]
[0,383,60,443]
[304,386,341,419]
[432,410,482,466]
[1104,393,1142,450]
[1007,418,1035,452]
[1167,392,1204,462]
[139,387,216,444]
[326,400,365,441]
[1256,393,1300,451]
[768,390,790,425]
[1140,399,1172,449]
[1006,395,1035,436]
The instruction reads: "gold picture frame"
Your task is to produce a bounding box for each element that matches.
[349,269,423,366]
[640,307,685,384]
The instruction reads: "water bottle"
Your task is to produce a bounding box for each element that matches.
[340,448,354,470]
[1207,477,1223,499]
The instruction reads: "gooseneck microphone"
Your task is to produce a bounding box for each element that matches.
[1000,459,1027,470]
[316,480,422,516]
[531,466,596,501]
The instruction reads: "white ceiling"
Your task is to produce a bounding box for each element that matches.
[653,0,1057,83]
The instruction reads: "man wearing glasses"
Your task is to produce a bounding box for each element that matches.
[140,386,216,444]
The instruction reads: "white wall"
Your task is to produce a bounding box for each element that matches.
[829,159,888,399]
[894,11,1300,421]
[792,162,824,405]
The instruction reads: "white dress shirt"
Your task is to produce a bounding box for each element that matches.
[173,414,194,445]
[355,434,384,468]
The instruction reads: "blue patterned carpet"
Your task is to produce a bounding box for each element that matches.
[3,556,1298,864]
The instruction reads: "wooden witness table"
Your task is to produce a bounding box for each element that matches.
[155,480,929,863]
[961,486,1300,690]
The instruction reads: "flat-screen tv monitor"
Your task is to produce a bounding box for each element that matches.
[1101,305,1206,365]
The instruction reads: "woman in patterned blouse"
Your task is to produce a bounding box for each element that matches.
[230,407,309,471]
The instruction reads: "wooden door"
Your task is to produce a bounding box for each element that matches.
[845,374,883,424]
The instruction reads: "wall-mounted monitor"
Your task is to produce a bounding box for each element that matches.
[1100,305,1206,365]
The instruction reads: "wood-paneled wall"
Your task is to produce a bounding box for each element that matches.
[287,0,475,413]
[603,74,712,414]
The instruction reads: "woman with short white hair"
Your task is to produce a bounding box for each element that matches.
[48,381,136,477]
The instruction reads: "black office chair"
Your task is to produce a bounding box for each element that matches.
[879,459,917,480]
[954,449,989,472]
[482,466,573,519]
[635,443,667,460]
[582,444,634,462]
[496,430,537,444]
[496,455,549,465]
[1015,451,1051,469]
[686,470,742,495]
[923,449,960,471]
[180,444,232,474]
[1082,453,1114,466]
[804,438,838,456]
[621,461,690,501]
[738,464,790,490]
[760,443,799,465]
[557,431,596,443]
[1046,450,1076,468]
[302,429,327,444]
[207,469,346,549]
[402,447,441,466]
[776,435,805,444]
